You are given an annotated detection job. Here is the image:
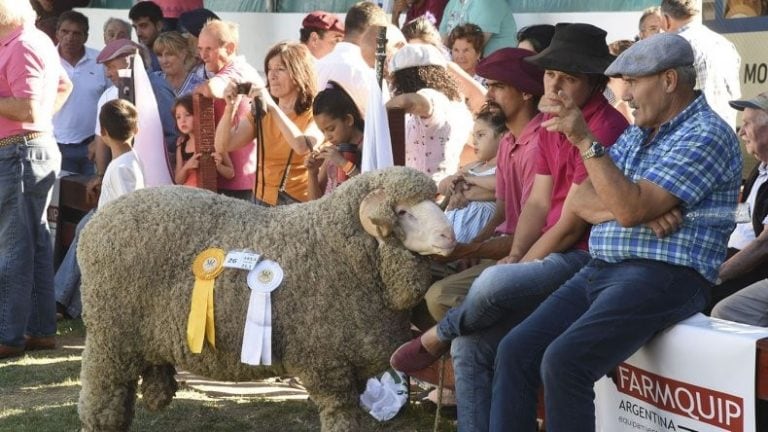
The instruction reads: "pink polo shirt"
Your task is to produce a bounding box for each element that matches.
[0,24,62,137]
[212,56,260,191]
[536,92,629,250]
[494,113,543,235]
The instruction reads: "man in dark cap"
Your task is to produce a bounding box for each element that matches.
[391,23,629,432]
[90,39,175,177]
[299,11,344,60]
[489,32,741,431]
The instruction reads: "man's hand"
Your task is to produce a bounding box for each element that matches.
[644,207,684,238]
[447,189,469,211]
[540,90,594,149]
[497,253,521,265]
[85,175,102,203]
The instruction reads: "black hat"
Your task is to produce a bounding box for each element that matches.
[525,23,614,75]
[178,8,220,38]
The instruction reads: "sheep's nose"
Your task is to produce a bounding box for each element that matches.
[438,226,457,246]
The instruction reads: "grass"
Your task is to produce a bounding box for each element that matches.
[0,320,457,432]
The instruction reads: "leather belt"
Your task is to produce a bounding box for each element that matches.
[0,132,45,148]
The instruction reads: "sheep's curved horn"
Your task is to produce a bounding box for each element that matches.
[359,189,393,240]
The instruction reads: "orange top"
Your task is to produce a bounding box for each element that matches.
[250,109,312,205]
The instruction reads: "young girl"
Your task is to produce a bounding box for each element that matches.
[303,81,365,200]
[173,94,235,186]
[440,109,506,243]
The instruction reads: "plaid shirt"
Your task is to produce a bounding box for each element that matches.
[589,94,742,282]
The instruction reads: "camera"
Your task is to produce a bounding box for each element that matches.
[235,82,252,95]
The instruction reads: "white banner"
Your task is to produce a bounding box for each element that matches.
[596,314,768,432]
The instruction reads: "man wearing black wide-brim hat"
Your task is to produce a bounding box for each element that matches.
[490,33,742,432]
[389,23,629,432]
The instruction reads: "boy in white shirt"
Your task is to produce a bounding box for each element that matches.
[54,99,144,319]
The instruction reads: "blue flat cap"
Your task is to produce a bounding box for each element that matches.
[604,33,694,77]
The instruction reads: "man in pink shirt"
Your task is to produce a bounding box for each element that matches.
[195,20,259,200]
[421,47,545,324]
[0,0,72,358]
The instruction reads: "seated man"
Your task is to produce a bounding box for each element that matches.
[710,92,768,297]
[710,92,768,325]
[489,33,741,431]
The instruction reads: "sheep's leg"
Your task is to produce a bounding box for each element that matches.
[314,393,364,432]
[78,340,143,432]
[140,364,178,411]
[299,364,364,432]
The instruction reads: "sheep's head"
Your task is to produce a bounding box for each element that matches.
[359,188,456,256]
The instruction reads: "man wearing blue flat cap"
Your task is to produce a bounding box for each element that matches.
[488,33,742,431]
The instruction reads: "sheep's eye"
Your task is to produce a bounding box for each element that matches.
[397,209,408,217]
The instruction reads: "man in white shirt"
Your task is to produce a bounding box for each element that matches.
[660,0,741,129]
[53,10,110,175]
[315,1,388,114]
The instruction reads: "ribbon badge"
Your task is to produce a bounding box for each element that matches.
[241,259,283,365]
[187,247,225,353]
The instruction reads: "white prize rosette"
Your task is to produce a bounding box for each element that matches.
[241,260,283,365]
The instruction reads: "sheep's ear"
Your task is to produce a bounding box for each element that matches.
[359,189,393,240]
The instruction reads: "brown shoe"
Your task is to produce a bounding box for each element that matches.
[0,344,24,359]
[24,335,57,351]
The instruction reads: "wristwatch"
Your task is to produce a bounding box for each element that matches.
[581,141,606,160]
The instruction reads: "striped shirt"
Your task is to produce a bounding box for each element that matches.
[589,94,742,282]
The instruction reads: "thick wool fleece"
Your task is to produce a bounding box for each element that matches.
[76,167,436,432]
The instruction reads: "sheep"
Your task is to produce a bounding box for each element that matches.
[76,166,456,432]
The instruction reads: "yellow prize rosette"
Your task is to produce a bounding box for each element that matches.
[187,247,225,353]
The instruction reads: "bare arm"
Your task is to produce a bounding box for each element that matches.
[214,99,255,153]
[719,226,768,282]
[386,92,432,118]
[463,173,496,191]
[0,97,34,122]
[471,200,505,243]
[461,183,496,201]
[264,103,318,155]
[92,136,111,176]
[54,73,73,113]
[446,61,487,113]
[304,152,328,200]
[500,174,553,263]
[521,183,591,262]
[568,178,614,224]
[213,151,235,179]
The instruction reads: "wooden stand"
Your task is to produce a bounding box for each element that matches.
[387,107,405,166]
[193,94,218,192]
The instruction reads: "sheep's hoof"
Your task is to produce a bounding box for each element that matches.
[140,364,178,411]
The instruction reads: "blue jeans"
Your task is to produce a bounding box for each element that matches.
[0,135,61,347]
[490,259,709,432]
[54,210,93,319]
[440,250,591,432]
[58,141,94,175]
